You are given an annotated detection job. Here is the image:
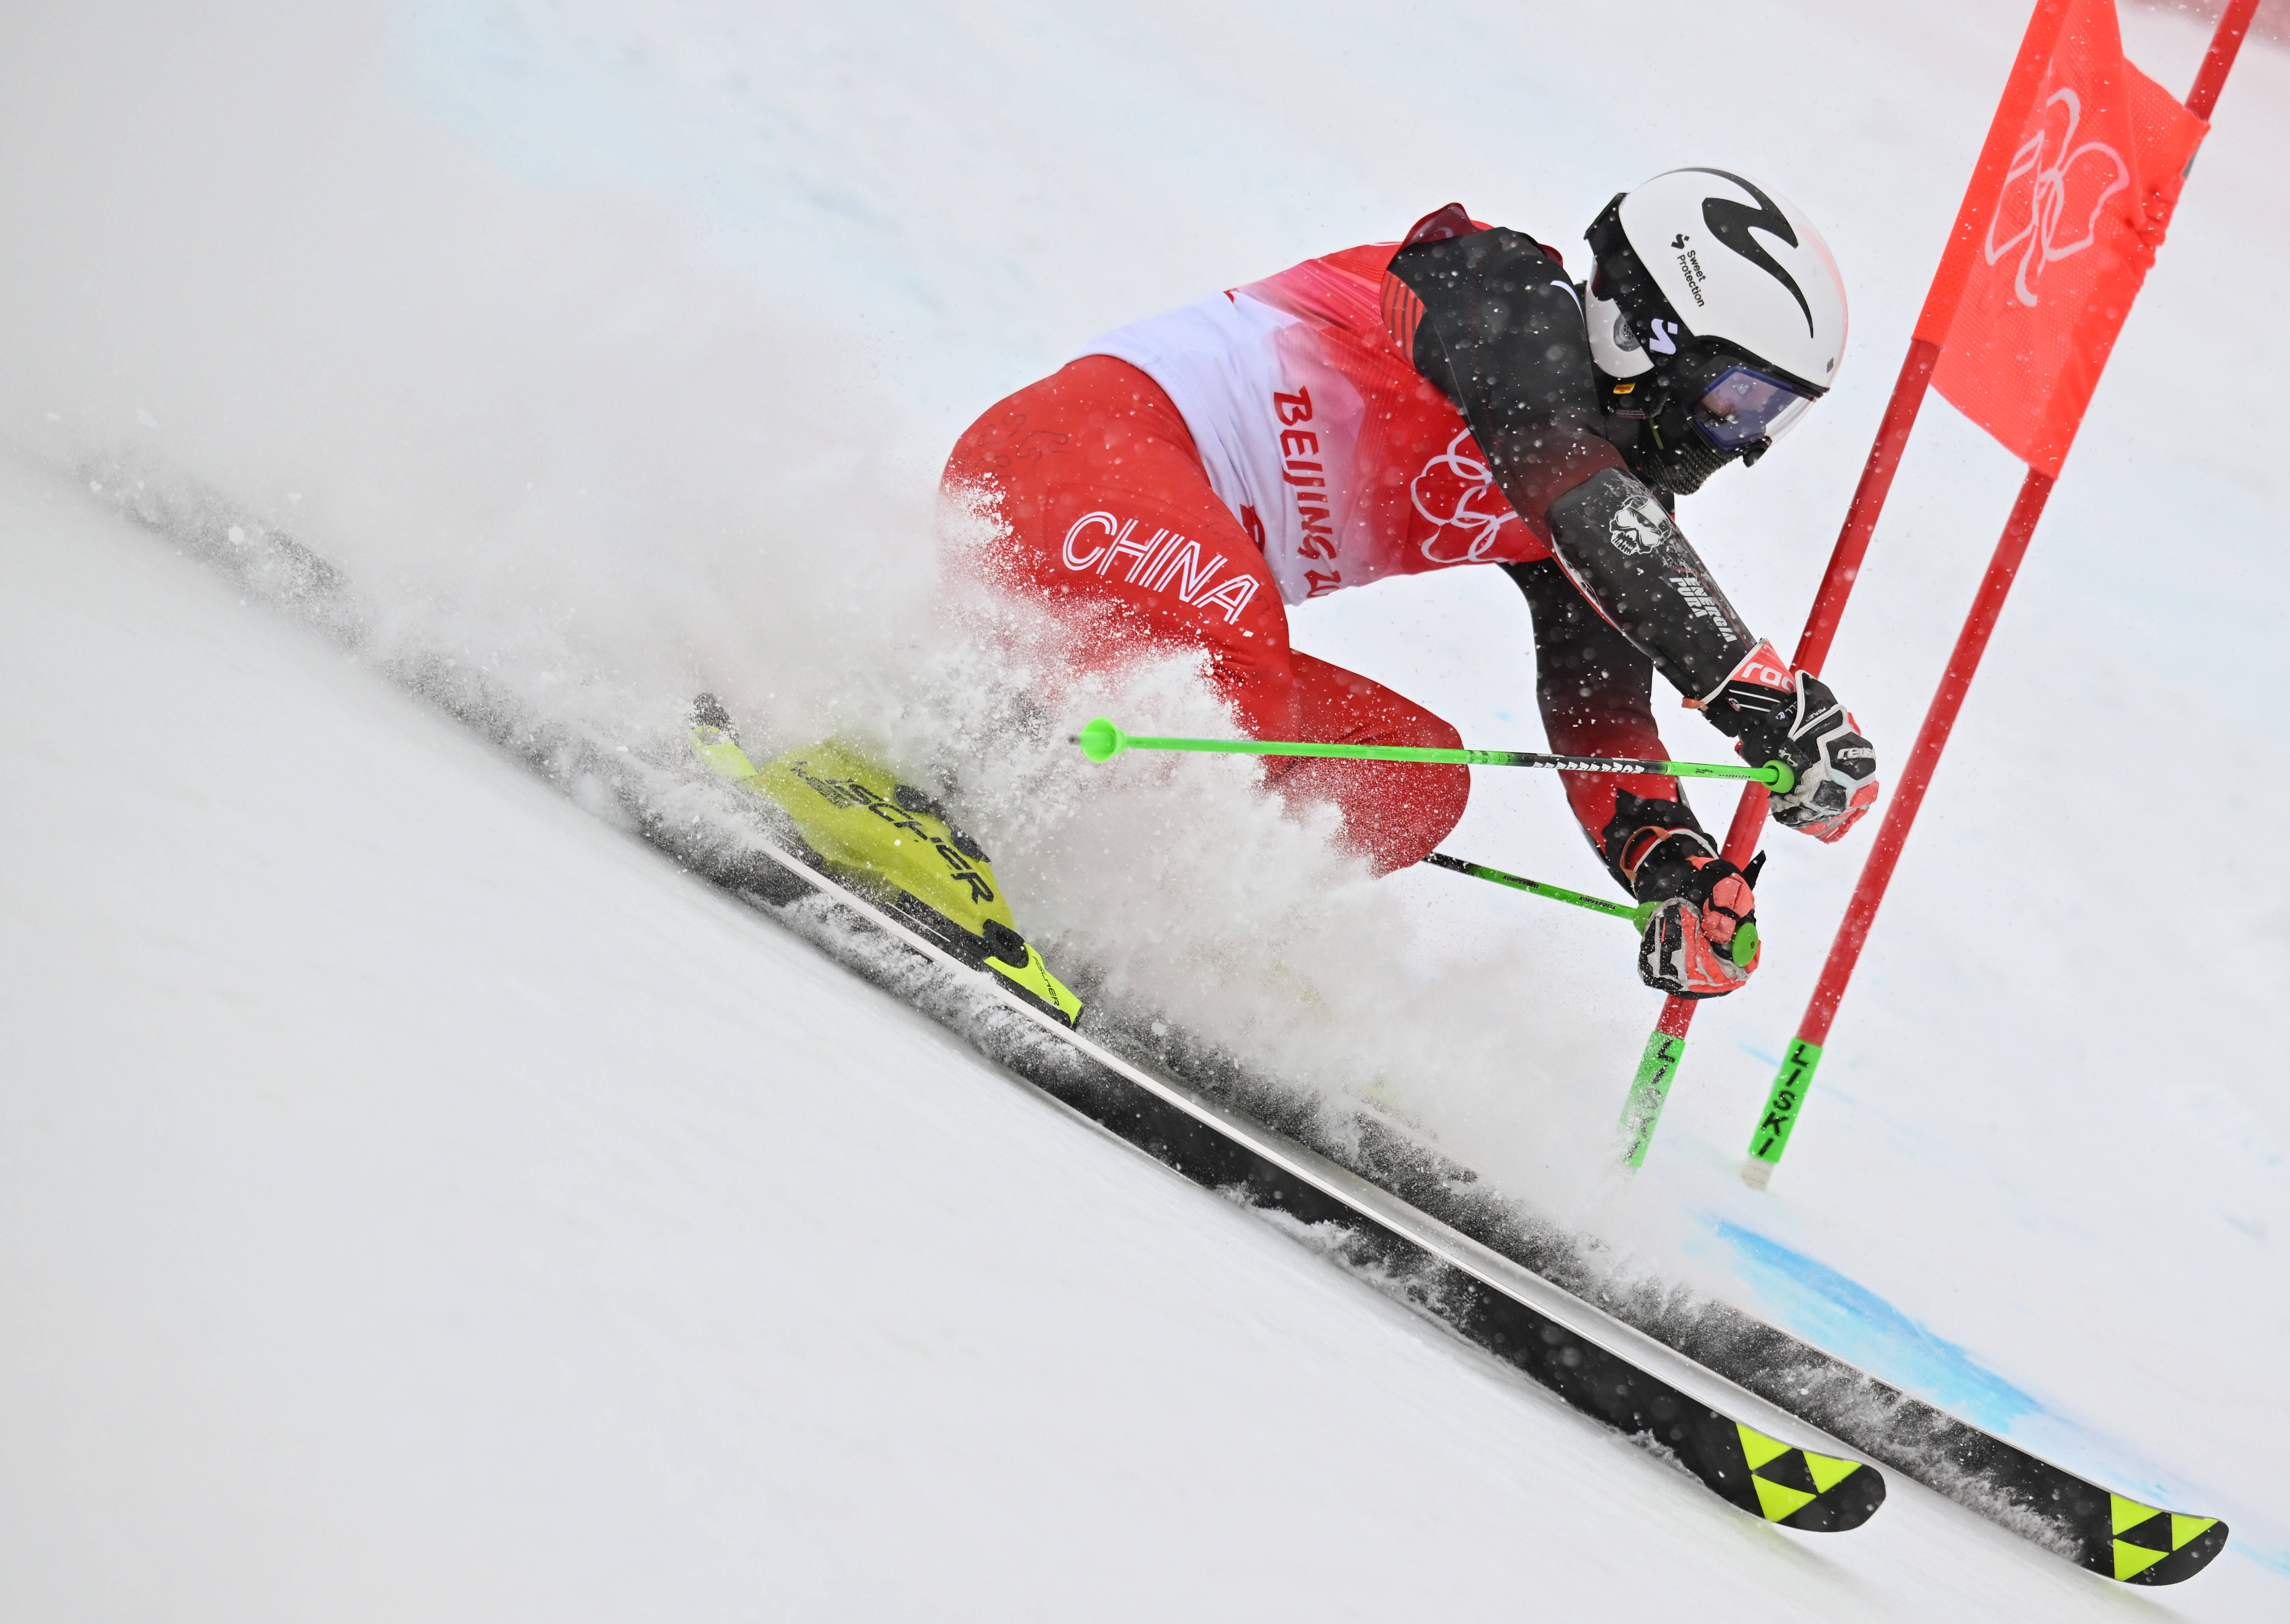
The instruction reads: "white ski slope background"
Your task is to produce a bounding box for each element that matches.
[3,1,2286,1617]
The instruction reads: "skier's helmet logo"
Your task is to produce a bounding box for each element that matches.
[1611,169,1849,389]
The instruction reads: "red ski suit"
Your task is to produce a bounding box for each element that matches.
[943,236,1688,876]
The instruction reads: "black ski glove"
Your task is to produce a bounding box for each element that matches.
[1699,643,1879,842]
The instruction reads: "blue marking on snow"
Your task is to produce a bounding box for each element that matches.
[1735,1041,1780,1069]
[2244,1541,2290,1576]
[1709,1221,2044,1433]
[1705,1223,2290,1562]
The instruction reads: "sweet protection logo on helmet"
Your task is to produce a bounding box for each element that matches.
[1613,168,1845,389]
[1686,169,1814,338]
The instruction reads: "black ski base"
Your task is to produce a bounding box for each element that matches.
[681,821,1885,1532]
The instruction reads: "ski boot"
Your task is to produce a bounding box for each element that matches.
[688,695,1083,1027]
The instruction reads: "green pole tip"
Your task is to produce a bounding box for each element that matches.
[1762,760,1796,794]
[1732,917,1759,969]
[1076,717,1128,763]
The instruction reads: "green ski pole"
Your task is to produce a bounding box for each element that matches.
[1423,851,1759,960]
[1088,716,1772,1173]
[1430,848,1690,1167]
[1421,852,1654,929]
[1422,852,1761,1170]
[1075,717,1793,790]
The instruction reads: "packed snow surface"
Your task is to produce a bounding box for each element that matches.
[3,0,2286,1616]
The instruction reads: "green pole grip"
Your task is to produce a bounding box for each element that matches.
[1742,1037,1822,1189]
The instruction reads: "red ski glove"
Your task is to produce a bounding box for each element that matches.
[1618,821,1763,1000]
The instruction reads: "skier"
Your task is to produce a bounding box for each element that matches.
[943,169,1879,999]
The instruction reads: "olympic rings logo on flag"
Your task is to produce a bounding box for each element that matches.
[1410,429,1519,563]
[1983,87,2130,308]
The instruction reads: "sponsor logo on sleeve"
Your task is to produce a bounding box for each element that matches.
[1606,491,1682,558]
[1671,573,1737,631]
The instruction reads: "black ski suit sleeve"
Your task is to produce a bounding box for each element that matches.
[1505,558,1714,894]
[1387,228,1758,703]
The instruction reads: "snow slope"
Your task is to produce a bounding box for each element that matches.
[3,0,2286,1613]
[1,431,2273,1623]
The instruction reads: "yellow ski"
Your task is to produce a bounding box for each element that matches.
[689,696,1082,1026]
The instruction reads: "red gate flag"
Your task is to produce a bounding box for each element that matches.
[1930,0,2208,474]
[1614,0,2264,1175]
[1731,0,2260,1191]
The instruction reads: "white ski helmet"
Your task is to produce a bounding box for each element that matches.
[1583,168,1848,491]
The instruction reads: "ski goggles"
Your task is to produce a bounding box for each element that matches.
[1689,362,1816,452]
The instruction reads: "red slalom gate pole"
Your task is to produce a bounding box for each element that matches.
[1741,470,2054,1185]
[1617,339,1943,1166]
[1712,335,1946,861]
[2187,0,2262,120]
[1739,0,2261,1186]
[1612,0,2087,1169]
